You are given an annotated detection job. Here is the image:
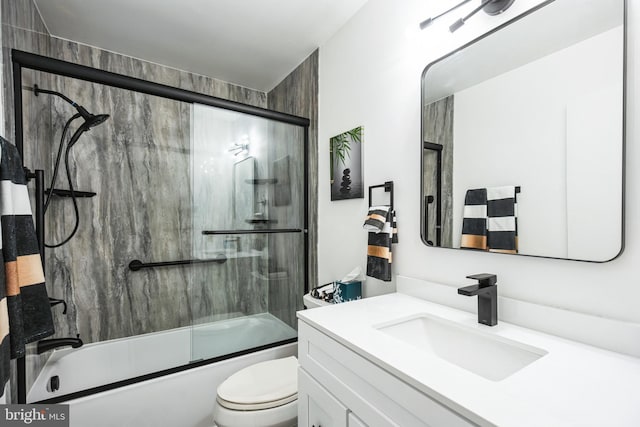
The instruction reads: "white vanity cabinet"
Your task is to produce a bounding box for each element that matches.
[298,368,347,427]
[297,320,476,427]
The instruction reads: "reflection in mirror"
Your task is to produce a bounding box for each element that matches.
[421,0,625,262]
[233,156,256,222]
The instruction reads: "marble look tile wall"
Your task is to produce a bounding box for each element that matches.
[260,122,305,328]
[42,77,196,342]
[48,39,267,108]
[36,55,268,345]
[2,0,317,399]
[1,0,47,35]
[423,95,454,247]
[1,0,52,143]
[267,50,318,326]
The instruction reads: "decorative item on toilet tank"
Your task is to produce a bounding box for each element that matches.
[330,126,363,200]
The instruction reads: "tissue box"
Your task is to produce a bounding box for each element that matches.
[333,281,362,303]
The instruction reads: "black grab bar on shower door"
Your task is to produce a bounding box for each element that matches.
[128,256,228,271]
[131,226,306,270]
[202,228,303,235]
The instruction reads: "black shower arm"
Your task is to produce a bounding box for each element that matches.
[33,84,78,107]
[33,84,95,122]
[33,85,107,129]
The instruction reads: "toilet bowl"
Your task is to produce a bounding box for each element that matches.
[213,356,298,427]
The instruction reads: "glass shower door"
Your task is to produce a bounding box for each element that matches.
[189,103,304,362]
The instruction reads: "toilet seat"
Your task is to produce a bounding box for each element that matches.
[213,356,298,427]
[217,392,297,411]
[216,356,298,410]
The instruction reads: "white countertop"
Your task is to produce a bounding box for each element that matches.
[297,292,640,427]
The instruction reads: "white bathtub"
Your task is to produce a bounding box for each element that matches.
[27,312,297,403]
[67,343,297,427]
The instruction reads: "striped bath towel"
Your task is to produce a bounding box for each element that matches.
[364,206,398,282]
[461,186,518,253]
[0,137,54,396]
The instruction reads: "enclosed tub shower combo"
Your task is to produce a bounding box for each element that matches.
[12,50,309,409]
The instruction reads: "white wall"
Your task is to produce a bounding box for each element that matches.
[451,27,623,259]
[317,0,640,339]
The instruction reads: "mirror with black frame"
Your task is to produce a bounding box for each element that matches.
[421,0,625,262]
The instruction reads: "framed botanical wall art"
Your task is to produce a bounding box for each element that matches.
[330,126,363,201]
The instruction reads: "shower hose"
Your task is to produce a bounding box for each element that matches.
[44,113,84,248]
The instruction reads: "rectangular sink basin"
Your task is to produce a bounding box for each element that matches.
[375,314,547,381]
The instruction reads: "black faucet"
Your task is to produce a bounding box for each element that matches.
[458,274,498,326]
[37,335,83,354]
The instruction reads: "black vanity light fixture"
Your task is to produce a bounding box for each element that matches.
[420,0,515,32]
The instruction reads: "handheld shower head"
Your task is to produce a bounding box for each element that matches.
[66,114,110,149]
[78,109,110,130]
[89,114,110,128]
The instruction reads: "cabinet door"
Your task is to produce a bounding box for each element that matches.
[347,413,368,427]
[299,368,348,427]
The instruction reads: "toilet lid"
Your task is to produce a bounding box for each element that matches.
[217,356,298,410]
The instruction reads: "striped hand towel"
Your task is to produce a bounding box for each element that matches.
[363,206,397,282]
[0,137,54,396]
[461,189,488,250]
[460,186,518,254]
[487,186,518,254]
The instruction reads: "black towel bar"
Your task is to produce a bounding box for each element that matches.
[368,181,394,210]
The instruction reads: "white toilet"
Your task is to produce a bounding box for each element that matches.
[213,356,298,427]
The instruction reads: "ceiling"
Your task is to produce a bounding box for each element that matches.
[33,0,368,92]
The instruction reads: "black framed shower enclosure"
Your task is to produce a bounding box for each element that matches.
[11,49,310,404]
